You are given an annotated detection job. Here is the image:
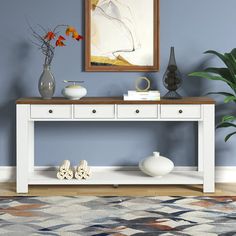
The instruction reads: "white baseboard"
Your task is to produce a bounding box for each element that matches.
[0,167,16,183]
[0,166,236,183]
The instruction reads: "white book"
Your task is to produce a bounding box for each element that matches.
[125,94,161,99]
[123,95,161,101]
[124,97,161,101]
[125,96,161,100]
[128,90,160,96]
[128,94,161,98]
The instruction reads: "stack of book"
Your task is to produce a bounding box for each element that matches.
[123,90,161,101]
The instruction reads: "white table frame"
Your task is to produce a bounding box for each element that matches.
[16,103,215,193]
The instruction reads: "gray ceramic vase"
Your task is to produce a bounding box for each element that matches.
[38,64,55,99]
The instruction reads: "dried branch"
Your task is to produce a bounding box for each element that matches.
[27,21,83,66]
[29,23,55,66]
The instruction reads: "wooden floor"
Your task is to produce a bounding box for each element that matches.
[1,183,236,196]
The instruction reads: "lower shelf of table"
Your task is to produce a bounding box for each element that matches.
[28,170,204,185]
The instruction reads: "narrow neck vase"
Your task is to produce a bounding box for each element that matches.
[38,64,55,99]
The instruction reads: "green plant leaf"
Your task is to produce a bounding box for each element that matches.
[207,92,236,103]
[189,72,236,91]
[224,53,236,75]
[224,95,236,103]
[225,131,236,142]
[217,122,236,129]
[204,50,236,81]
[204,67,235,83]
[207,92,235,97]
[222,115,236,122]
[230,48,236,60]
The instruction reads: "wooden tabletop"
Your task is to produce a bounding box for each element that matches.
[16,97,215,105]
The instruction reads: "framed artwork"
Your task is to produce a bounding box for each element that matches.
[85,0,159,72]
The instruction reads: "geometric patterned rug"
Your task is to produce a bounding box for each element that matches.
[1,196,236,235]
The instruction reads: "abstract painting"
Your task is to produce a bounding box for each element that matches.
[85,0,159,71]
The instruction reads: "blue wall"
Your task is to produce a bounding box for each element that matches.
[0,0,236,166]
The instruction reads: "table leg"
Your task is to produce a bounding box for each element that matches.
[202,105,215,193]
[28,121,34,173]
[198,121,203,172]
[16,105,30,193]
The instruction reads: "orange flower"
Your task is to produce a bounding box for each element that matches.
[65,26,76,36]
[56,41,66,47]
[65,26,83,41]
[57,35,66,41]
[72,31,79,39]
[75,34,83,41]
[55,35,66,47]
[44,31,56,40]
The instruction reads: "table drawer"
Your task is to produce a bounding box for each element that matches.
[160,105,201,119]
[117,105,158,119]
[31,105,72,119]
[74,105,115,119]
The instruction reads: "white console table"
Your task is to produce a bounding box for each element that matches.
[16,97,215,193]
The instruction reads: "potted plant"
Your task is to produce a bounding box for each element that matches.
[189,49,236,142]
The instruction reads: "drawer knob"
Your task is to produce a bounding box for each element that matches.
[49,109,53,114]
[179,109,183,114]
[136,109,140,114]
[92,109,97,114]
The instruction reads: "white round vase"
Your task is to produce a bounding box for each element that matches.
[62,85,87,100]
[139,152,174,177]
